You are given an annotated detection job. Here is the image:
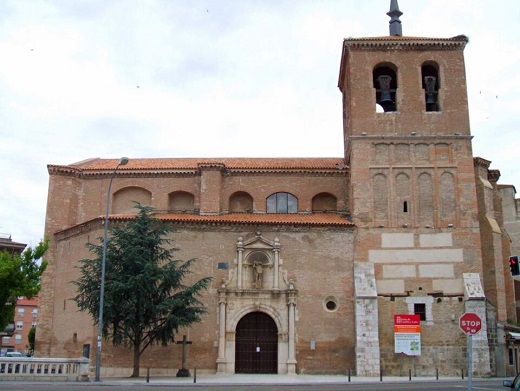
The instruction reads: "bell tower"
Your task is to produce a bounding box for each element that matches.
[339,1,491,377]
[338,2,476,231]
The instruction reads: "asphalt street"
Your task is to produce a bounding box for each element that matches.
[0,379,511,391]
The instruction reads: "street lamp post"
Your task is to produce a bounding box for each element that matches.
[95,157,129,382]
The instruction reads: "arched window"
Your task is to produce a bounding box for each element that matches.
[373,63,398,112]
[373,174,388,223]
[311,193,337,212]
[395,172,411,226]
[168,191,195,212]
[229,191,253,213]
[113,187,152,214]
[440,171,456,223]
[418,172,434,226]
[266,193,298,213]
[422,62,440,112]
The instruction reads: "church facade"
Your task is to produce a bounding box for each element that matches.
[36,2,518,378]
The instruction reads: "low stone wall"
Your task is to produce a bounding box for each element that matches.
[0,357,89,381]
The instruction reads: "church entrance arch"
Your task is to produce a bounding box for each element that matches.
[235,312,278,374]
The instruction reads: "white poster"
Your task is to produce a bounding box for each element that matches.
[394,333,421,356]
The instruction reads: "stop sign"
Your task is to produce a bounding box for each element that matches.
[459,312,482,335]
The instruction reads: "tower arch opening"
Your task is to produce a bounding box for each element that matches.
[422,62,440,112]
[373,63,398,112]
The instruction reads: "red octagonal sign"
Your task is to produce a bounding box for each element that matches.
[459,312,482,335]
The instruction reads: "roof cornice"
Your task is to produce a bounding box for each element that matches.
[343,35,468,51]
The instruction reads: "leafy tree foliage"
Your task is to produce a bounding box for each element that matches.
[72,204,211,377]
[28,326,36,353]
[0,240,48,330]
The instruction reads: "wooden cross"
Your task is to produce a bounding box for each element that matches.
[175,335,192,377]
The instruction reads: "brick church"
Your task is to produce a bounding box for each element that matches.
[36,1,519,377]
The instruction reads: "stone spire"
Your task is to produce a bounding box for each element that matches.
[387,0,403,36]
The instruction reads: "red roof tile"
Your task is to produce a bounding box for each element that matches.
[55,213,354,238]
[110,212,354,227]
[49,157,346,172]
[17,297,38,306]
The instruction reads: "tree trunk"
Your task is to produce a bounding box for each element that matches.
[131,343,140,377]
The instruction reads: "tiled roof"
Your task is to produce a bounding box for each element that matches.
[55,212,354,240]
[49,157,346,172]
[55,213,354,238]
[110,212,354,227]
[474,156,492,167]
[17,297,38,306]
[345,35,468,43]
[342,35,468,52]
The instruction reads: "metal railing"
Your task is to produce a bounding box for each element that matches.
[0,357,89,381]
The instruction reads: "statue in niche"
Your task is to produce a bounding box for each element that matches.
[253,261,263,289]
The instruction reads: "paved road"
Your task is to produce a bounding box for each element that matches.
[0,379,509,391]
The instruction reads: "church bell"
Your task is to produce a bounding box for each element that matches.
[377,74,393,105]
[424,76,437,104]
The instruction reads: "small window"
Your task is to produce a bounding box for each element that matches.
[323,296,339,312]
[403,201,408,213]
[414,303,426,321]
[509,348,514,365]
[267,193,298,213]
[17,308,24,317]
[16,321,23,330]
[15,334,22,342]
[32,309,38,318]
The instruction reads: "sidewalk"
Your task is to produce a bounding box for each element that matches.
[96,373,504,386]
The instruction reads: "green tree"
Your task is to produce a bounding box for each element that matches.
[71,204,211,377]
[0,240,48,330]
[28,326,36,353]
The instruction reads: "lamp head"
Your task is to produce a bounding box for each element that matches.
[119,157,129,166]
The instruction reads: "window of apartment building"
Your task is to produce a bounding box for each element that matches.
[15,334,22,343]
[2,336,9,344]
[32,321,37,328]
[17,307,24,317]
[32,309,38,318]
[266,192,298,213]
[16,321,23,330]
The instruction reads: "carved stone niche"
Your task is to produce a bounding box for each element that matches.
[226,233,284,291]
[248,250,270,289]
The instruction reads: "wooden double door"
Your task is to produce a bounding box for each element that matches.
[235,312,278,374]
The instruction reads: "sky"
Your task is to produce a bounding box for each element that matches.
[0,0,519,248]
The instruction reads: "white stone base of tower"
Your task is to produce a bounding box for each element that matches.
[463,273,491,377]
[354,262,381,376]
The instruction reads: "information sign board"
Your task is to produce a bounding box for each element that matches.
[394,314,421,356]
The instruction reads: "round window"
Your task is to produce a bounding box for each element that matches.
[323,296,339,312]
